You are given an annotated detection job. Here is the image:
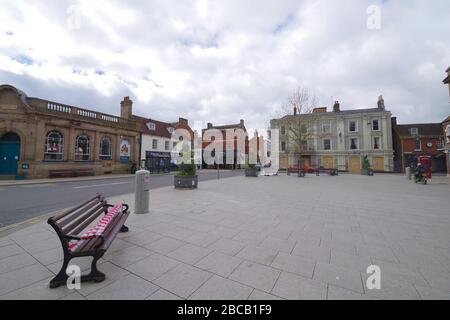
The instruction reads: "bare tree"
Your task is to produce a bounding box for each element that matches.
[279,87,318,170]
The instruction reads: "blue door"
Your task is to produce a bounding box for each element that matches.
[0,133,21,175]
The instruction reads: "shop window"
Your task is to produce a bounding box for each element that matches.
[75,134,90,161]
[44,130,64,160]
[100,137,112,160]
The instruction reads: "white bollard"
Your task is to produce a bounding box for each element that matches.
[135,169,150,214]
[405,167,411,180]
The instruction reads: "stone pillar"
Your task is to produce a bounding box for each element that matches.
[35,120,46,162]
[93,131,100,161]
[68,127,75,161]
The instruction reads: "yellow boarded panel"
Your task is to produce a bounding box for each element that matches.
[280,156,288,170]
[372,156,384,171]
[322,156,334,169]
[348,156,360,174]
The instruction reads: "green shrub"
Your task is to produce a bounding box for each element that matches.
[362,155,371,170]
[178,160,197,176]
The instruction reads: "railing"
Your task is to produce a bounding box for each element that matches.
[47,102,71,113]
[29,98,136,130]
[76,109,97,119]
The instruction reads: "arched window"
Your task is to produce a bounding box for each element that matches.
[44,131,64,160]
[100,137,112,160]
[75,134,90,161]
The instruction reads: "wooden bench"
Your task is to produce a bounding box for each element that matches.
[315,167,338,176]
[49,168,95,178]
[47,194,130,288]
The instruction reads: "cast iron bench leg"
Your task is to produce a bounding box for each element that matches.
[81,255,105,283]
[49,256,71,288]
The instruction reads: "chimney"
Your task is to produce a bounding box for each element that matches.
[391,116,397,127]
[240,119,244,127]
[207,122,213,129]
[178,117,188,125]
[293,107,297,116]
[120,96,132,119]
[377,95,385,110]
[333,101,340,112]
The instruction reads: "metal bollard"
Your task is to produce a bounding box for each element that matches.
[134,169,150,214]
[405,167,411,180]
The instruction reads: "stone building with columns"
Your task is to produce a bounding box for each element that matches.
[270,96,394,173]
[0,84,141,179]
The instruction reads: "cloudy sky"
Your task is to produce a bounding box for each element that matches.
[0,0,449,132]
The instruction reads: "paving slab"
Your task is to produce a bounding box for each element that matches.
[189,275,253,300]
[153,263,213,299]
[195,251,243,277]
[86,274,159,300]
[229,261,280,292]
[126,253,180,281]
[271,271,327,300]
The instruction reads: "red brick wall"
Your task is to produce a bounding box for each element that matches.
[401,137,441,155]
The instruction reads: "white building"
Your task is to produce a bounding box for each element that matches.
[270,97,394,173]
[135,117,192,173]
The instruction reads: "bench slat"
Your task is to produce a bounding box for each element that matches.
[51,194,101,222]
[61,200,106,235]
[69,206,107,236]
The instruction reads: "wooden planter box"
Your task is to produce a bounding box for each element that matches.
[174,175,198,189]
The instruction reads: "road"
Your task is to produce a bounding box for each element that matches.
[0,170,244,227]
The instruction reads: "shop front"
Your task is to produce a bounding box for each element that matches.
[145,151,171,173]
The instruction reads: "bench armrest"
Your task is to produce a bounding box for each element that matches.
[105,203,129,213]
[63,234,82,241]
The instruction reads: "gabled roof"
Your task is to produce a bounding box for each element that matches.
[393,123,443,137]
[133,116,173,138]
[133,115,191,138]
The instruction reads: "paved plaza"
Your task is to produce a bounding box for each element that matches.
[0,173,449,300]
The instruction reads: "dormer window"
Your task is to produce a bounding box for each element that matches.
[146,122,156,130]
[410,128,418,135]
[167,127,174,134]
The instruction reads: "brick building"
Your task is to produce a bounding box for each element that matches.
[443,67,450,176]
[0,84,141,179]
[391,119,446,173]
[202,120,249,169]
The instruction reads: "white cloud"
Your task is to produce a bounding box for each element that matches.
[0,0,449,130]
